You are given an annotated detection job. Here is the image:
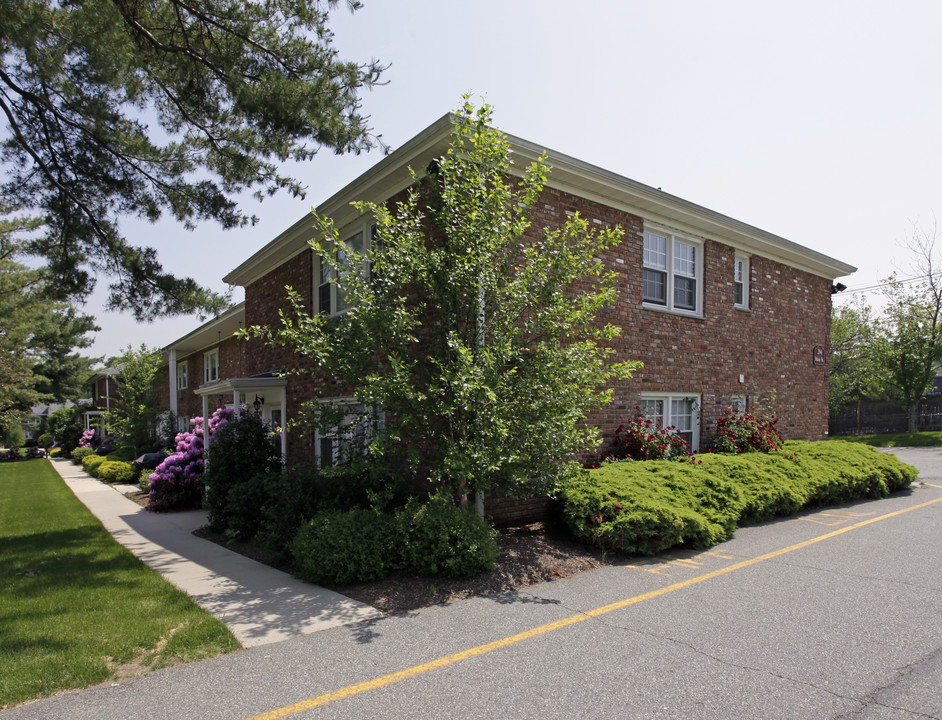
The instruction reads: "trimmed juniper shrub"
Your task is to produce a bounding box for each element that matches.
[562,441,919,556]
[81,454,106,478]
[96,460,137,484]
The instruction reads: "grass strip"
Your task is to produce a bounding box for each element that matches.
[829,431,942,447]
[0,459,239,709]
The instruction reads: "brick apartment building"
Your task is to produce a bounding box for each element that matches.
[155,114,854,518]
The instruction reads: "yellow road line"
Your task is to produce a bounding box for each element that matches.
[925,482,942,490]
[244,496,942,720]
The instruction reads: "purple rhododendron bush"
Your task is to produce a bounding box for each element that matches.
[148,408,234,511]
[78,428,99,448]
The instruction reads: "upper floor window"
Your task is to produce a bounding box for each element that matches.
[315,225,372,317]
[640,393,701,450]
[176,362,188,391]
[734,256,749,309]
[204,349,219,384]
[642,229,701,314]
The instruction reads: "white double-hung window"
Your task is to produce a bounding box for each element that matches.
[642,228,702,314]
[314,399,384,468]
[640,393,701,450]
[314,225,372,317]
[203,349,219,384]
[734,255,749,309]
[176,362,188,390]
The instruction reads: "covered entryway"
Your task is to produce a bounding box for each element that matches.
[195,375,288,462]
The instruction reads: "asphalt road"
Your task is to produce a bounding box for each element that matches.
[5,447,942,720]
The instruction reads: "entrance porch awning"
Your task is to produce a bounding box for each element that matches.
[195,374,288,462]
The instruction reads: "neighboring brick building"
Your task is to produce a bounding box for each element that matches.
[84,366,122,436]
[159,115,854,520]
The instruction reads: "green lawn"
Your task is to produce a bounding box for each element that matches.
[829,431,942,447]
[0,459,239,709]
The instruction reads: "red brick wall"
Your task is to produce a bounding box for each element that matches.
[234,184,834,522]
[155,336,249,423]
[244,248,319,461]
[529,186,832,452]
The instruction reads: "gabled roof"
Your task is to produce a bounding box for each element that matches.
[224,114,855,287]
[163,302,246,359]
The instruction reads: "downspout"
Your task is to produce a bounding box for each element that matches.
[475,285,485,519]
[105,375,111,435]
[280,391,288,464]
[169,349,178,417]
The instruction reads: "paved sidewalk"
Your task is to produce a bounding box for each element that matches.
[48,458,382,647]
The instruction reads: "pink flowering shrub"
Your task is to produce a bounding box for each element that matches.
[78,428,99,448]
[148,408,234,511]
[596,411,694,464]
[711,409,783,454]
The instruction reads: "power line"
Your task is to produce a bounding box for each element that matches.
[836,271,942,297]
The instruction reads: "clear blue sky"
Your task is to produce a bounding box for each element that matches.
[88,0,942,359]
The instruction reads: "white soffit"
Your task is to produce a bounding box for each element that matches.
[224,115,855,287]
[164,302,246,358]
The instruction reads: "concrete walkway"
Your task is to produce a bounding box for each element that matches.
[48,458,382,648]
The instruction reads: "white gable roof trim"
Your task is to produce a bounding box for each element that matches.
[224,114,854,287]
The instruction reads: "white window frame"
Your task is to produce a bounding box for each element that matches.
[731,395,747,413]
[642,227,703,315]
[176,362,188,391]
[203,349,219,384]
[639,392,701,450]
[734,255,749,309]
[313,223,374,317]
[313,397,385,468]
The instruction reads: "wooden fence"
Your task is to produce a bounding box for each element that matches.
[829,398,942,435]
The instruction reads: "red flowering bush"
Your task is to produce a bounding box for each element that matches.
[711,409,783,454]
[602,412,694,463]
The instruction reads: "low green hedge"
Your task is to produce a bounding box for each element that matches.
[81,454,107,478]
[561,441,918,555]
[96,460,137,484]
[71,446,95,465]
[291,497,499,586]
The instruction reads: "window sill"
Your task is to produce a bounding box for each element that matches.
[642,303,703,320]
[734,305,751,312]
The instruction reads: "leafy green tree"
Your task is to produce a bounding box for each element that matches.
[252,101,639,501]
[109,344,164,454]
[0,211,99,439]
[48,404,86,453]
[873,227,942,432]
[0,0,385,319]
[30,306,99,400]
[829,298,881,415]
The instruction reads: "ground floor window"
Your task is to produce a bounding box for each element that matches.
[314,399,384,468]
[639,393,701,449]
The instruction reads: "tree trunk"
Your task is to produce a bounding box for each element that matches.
[908,402,919,434]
